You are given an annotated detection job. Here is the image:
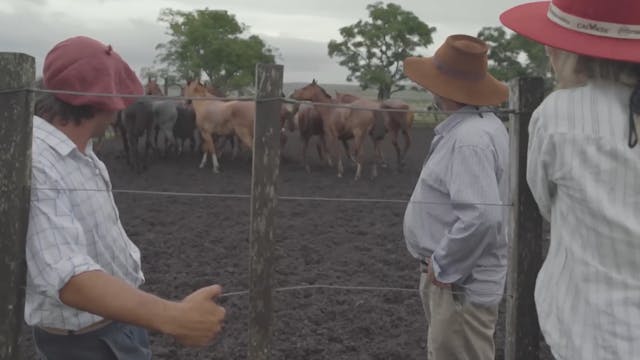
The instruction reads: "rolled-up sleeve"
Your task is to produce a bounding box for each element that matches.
[26,164,104,301]
[431,145,503,284]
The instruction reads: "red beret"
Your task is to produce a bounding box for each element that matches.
[43,36,143,111]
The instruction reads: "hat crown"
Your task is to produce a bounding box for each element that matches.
[433,35,489,82]
[554,0,640,25]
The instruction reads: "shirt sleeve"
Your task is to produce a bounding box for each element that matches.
[26,164,104,301]
[526,110,556,221]
[431,145,503,284]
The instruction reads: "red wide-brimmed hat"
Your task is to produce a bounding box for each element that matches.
[500,0,640,63]
[43,36,143,111]
[404,35,509,106]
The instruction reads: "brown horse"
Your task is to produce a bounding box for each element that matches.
[287,102,330,173]
[290,80,386,180]
[335,91,414,169]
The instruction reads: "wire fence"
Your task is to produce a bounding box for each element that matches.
[28,187,513,208]
[4,84,515,302]
[0,86,524,116]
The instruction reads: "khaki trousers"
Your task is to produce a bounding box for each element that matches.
[419,272,499,360]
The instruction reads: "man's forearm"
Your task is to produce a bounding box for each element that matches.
[59,270,179,334]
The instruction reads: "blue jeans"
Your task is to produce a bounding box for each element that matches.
[33,322,152,360]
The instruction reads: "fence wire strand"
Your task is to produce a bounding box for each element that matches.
[0,86,528,116]
[219,284,511,299]
[29,187,513,207]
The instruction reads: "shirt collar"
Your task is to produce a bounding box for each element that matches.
[434,106,488,136]
[34,116,90,157]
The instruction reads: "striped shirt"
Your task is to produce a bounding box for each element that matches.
[527,80,640,360]
[25,116,144,330]
[403,106,510,305]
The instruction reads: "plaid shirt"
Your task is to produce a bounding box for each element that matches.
[25,116,144,330]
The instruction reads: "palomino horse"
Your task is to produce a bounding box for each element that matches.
[290,80,386,180]
[183,80,256,173]
[335,91,414,169]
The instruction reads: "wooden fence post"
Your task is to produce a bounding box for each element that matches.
[505,77,545,360]
[248,63,284,360]
[0,53,35,360]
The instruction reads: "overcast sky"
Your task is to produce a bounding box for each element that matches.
[0,0,531,84]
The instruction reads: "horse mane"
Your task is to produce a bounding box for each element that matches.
[315,83,332,100]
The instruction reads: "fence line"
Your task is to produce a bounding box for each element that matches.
[0,86,523,116]
[28,187,514,207]
[219,284,512,299]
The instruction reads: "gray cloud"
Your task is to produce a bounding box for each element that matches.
[0,0,531,84]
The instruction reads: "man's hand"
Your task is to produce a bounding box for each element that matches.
[427,260,451,289]
[168,285,227,347]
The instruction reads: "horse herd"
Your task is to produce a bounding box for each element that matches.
[105,79,415,180]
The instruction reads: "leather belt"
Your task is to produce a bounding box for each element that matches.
[39,319,113,336]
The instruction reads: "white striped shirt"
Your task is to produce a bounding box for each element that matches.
[403,107,510,305]
[527,80,640,360]
[25,116,144,330]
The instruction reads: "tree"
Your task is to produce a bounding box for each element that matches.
[328,2,436,100]
[477,26,554,90]
[155,8,276,94]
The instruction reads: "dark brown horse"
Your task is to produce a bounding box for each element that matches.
[335,91,414,169]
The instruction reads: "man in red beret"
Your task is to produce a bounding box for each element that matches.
[26,36,226,359]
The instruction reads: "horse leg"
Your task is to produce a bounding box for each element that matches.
[400,128,411,168]
[143,124,154,171]
[301,136,310,173]
[198,130,212,169]
[352,131,366,181]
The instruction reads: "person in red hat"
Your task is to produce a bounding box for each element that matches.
[402,34,510,360]
[500,0,640,359]
[27,36,226,359]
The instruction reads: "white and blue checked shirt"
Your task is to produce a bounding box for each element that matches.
[25,116,144,330]
[527,80,640,360]
[403,107,510,305]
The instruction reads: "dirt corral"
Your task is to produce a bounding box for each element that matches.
[19,125,553,359]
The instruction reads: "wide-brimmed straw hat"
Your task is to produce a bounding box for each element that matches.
[403,35,509,106]
[500,0,640,63]
[43,36,143,111]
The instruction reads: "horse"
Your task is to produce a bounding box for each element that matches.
[286,102,331,173]
[173,101,198,156]
[183,80,256,173]
[290,80,386,180]
[334,91,414,169]
[145,79,180,158]
[117,99,155,173]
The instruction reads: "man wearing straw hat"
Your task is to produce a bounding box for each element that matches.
[27,36,225,359]
[402,34,510,359]
[500,0,640,359]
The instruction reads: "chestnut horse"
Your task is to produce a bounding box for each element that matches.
[290,80,386,180]
[335,91,414,169]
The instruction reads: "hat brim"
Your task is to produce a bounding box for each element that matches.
[404,57,509,106]
[500,1,640,63]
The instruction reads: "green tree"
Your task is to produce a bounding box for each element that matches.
[155,8,276,93]
[477,26,553,90]
[328,2,436,100]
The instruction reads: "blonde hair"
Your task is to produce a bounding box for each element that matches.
[547,47,640,89]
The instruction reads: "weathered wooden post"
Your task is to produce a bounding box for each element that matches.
[505,77,545,360]
[248,63,284,360]
[0,53,35,359]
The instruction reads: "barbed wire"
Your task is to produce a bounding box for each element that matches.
[218,284,511,299]
[29,187,513,207]
[0,87,525,116]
